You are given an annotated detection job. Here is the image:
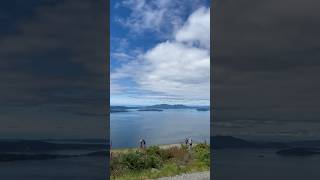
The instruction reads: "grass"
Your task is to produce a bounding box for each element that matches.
[110,143,210,180]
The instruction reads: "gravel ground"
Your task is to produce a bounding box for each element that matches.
[157,171,210,180]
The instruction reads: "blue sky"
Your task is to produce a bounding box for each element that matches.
[110,0,211,106]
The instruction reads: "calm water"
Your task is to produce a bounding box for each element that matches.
[111,109,210,148]
[213,148,320,180]
[0,109,208,179]
[0,156,107,180]
[0,140,108,180]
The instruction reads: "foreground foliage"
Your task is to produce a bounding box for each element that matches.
[110,143,210,180]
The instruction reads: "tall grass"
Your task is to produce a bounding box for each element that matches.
[110,143,210,180]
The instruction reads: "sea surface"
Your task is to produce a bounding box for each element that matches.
[0,109,209,179]
[213,148,320,180]
[111,109,210,148]
[0,150,107,180]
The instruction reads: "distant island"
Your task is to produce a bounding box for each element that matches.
[110,109,129,113]
[0,140,106,153]
[0,150,107,162]
[0,153,75,162]
[276,148,320,156]
[0,140,107,162]
[211,136,320,157]
[212,136,320,149]
[145,104,193,109]
[137,108,163,112]
[110,104,210,113]
[110,106,133,113]
[196,107,210,111]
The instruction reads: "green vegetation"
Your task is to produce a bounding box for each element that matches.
[110,143,210,180]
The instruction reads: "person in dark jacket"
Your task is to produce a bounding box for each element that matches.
[188,137,192,150]
[142,139,146,148]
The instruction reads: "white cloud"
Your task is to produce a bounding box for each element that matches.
[117,0,205,36]
[136,41,209,98]
[111,52,134,61]
[111,6,210,104]
[116,0,169,34]
[175,7,210,49]
[110,79,125,94]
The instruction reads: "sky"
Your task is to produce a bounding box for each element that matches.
[213,0,320,141]
[0,0,107,139]
[110,0,211,106]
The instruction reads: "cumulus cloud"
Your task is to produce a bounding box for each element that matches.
[111,7,210,103]
[137,41,209,97]
[175,7,210,49]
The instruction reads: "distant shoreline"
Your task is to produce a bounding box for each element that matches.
[110,104,210,113]
[111,142,209,153]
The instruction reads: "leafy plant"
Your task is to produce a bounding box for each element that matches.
[193,143,210,166]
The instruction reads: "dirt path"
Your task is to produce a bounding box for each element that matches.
[157,171,210,180]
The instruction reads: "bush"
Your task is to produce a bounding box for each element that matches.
[120,150,163,170]
[144,154,162,169]
[180,143,188,151]
[159,149,174,160]
[165,146,187,160]
[121,151,146,170]
[146,146,175,161]
[193,143,210,166]
[146,146,162,156]
[110,155,127,177]
[193,143,210,152]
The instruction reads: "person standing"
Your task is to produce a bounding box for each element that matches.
[188,137,192,150]
[110,140,112,158]
[142,139,146,149]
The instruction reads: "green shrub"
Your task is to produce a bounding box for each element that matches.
[180,143,188,151]
[193,143,210,166]
[146,146,162,156]
[193,143,210,152]
[120,150,163,170]
[110,155,128,177]
[121,151,146,170]
[144,154,163,169]
[146,146,175,161]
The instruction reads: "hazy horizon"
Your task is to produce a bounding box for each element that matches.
[110,103,210,107]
